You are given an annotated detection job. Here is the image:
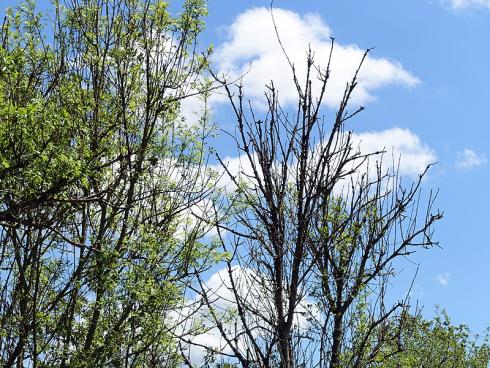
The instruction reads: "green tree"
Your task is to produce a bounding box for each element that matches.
[378,310,490,367]
[0,0,216,366]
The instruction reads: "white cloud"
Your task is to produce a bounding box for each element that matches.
[352,127,436,177]
[442,0,490,9]
[213,7,419,108]
[174,198,221,240]
[436,272,451,286]
[212,127,436,197]
[455,149,487,169]
[178,94,206,126]
[211,153,263,192]
[177,266,318,365]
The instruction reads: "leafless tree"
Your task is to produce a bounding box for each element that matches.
[192,37,442,368]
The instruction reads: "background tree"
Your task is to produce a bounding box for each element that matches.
[0,0,217,366]
[193,40,442,367]
[380,309,490,367]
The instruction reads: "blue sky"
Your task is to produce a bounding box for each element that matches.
[196,0,489,333]
[201,0,490,333]
[3,0,490,334]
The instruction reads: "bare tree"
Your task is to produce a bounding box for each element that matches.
[192,38,442,368]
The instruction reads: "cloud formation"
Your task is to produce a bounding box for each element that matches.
[209,8,434,191]
[214,127,436,194]
[442,0,490,9]
[455,149,487,169]
[214,7,419,108]
[177,266,317,365]
[436,272,451,286]
[352,127,436,177]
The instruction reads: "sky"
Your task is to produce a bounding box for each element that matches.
[204,0,490,335]
[206,0,490,335]
[2,0,490,338]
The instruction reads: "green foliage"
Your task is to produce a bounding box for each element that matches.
[379,310,490,368]
[0,0,216,366]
